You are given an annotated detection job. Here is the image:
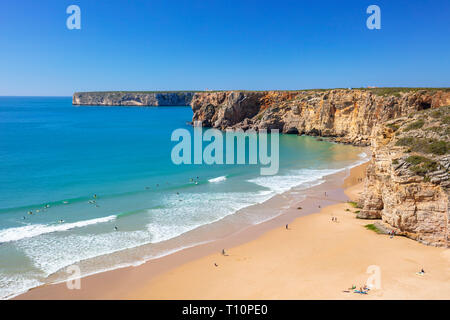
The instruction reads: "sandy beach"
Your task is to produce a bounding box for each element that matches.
[16,162,450,300]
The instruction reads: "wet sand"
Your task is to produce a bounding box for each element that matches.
[16,162,450,299]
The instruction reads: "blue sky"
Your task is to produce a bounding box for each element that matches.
[0,0,449,96]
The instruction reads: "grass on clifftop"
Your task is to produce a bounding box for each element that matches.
[74,88,450,96]
[358,87,450,97]
[75,91,200,94]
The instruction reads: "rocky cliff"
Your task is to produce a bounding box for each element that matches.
[191,88,450,246]
[191,89,450,146]
[73,91,195,106]
[359,106,449,247]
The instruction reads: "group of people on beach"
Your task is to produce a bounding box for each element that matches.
[388,230,396,238]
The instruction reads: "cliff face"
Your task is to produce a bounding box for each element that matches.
[73,92,195,106]
[359,106,449,247]
[191,89,450,146]
[191,89,450,246]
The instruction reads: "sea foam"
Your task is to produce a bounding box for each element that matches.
[208,175,227,183]
[0,215,116,243]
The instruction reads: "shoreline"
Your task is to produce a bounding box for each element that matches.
[16,160,450,299]
[15,157,368,299]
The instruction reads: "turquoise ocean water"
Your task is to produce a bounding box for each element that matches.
[0,97,367,298]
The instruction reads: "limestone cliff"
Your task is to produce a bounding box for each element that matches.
[359,106,449,247]
[73,91,195,106]
[191,88,450,246]
[191,89,450,146]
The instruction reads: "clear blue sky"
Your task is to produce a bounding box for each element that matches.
[0,0,449,96]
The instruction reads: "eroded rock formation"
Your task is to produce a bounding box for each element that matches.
[359,106,449,246]
[191,89,450,146]
[191,89,450,246]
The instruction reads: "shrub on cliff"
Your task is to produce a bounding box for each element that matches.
[396,137,449,155]
[404,119,425,131]
[405,155,438,175]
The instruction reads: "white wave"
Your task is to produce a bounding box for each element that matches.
[248,168,341,194]
[16,229,151,276]
[0,274,43,300]
[145,191,262,243]
[358,152,368,159]
[0,215,116,243]
[208,175,227,183]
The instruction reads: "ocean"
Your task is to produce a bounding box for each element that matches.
[0,97,367,299]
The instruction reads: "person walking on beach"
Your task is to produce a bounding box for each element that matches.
[285,224,289,230]
[222,249,226,256]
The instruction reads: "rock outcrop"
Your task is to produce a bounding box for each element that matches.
[359,106,449,247]
[191,88,450,246]
[191,89,450,146]
[73,91,195,106]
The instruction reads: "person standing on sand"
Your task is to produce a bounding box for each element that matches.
[222,249,226,256]
[285,224,288,230]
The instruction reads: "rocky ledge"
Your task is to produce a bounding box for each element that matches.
[73,91,195,106]
[191,89,450,146]
[359,106,449,247]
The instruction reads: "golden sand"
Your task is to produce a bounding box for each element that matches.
[17,163,450,299]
